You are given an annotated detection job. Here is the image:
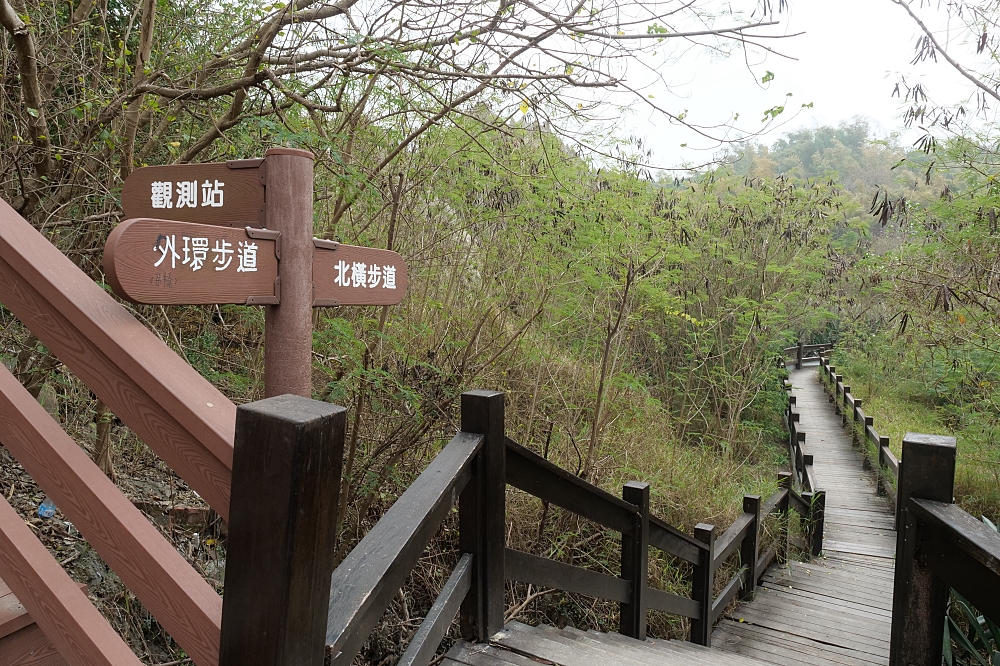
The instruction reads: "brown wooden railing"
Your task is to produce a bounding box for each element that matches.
[319,391,806,663]
[817,352,1000,666]
[785,394,826,555]
[783,341,835,370]
[0,198,235,665]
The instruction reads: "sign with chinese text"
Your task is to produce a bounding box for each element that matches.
[104,219,409,307]
[104,218,279,305]
[121,160,265,227]
[313,240,408,306]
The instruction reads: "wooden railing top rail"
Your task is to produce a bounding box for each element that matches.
[505,438,641,538]
[908,498,1000,624]
[713,512,754,569]
[783,342,835,354]
[325,430,484,663]
[505,438,707,563]
[0,198,235,517]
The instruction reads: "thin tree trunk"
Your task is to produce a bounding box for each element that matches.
[582,262,635,480]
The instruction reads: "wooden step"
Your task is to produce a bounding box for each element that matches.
[444,621,778,665]
[0,578,68,666]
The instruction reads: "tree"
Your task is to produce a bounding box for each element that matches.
[0,0,791,232]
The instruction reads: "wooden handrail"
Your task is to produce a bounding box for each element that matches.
[0,198,235,517]
[649,516,705,564]
[504,548,630,603]
[0,363,223,666]
[820,355,899,507]
[325,431,483,664]
[711,566,748,623]
[761,487,789,516]
[505,438,638,535]
[0,495,142,666]
[712,512,754,570]
[397,554,474,666]
[908,499,1000,624]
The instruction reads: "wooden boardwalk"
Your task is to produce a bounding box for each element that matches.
[713,366,896,666]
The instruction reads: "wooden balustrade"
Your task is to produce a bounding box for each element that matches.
[785,393,826,556]
[307,389,804,664]
[819,354,1000,665]
[783,341,834,369]
[0,196,244,665]
[0,198,235,517]
[820,356,899,510]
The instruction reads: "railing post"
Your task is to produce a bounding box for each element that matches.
[796,341,803,369]
[777,472,791,563]
[690,523,715,646]
[841,386,851,424]
[739,495,761,600]
[852,398,862,444]
[459,390,506,642]
[889,433,956,666]
[620,481,649,640]
[877,435,890,495]
[220,395,346,666]
[862,415,874,469]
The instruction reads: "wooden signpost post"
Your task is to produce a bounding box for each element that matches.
[107,147,408,397]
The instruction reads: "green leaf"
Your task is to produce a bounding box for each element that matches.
[949,616,991,666]
[26,107,38,118]
[761,70,774,83]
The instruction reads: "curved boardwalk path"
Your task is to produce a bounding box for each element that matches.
[712,366,897,666]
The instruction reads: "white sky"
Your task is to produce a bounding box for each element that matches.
[622,0,985,170]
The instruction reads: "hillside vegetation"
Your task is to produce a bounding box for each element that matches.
[4,0,1000,656]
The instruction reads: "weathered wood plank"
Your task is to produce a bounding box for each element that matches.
[326,432,482,663]
[504,549,629,604]
[397,554,472,666]
[505,439,636,536]
[0,624,66,666]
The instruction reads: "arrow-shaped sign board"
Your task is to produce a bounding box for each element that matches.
[103,218,408,306]
[121,160,266,227]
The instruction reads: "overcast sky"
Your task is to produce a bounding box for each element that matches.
[620,0,984,170]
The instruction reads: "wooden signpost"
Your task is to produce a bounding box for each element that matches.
[107,147,408,397]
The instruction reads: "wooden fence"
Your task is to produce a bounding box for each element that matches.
[819,357,900,509]
[322,390,825,664]
[783,341,835,370]
[818,354,1000,666]
[0,197,235,665]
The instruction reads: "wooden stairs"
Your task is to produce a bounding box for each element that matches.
[444,621,775,665]
[0,578,65,666]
